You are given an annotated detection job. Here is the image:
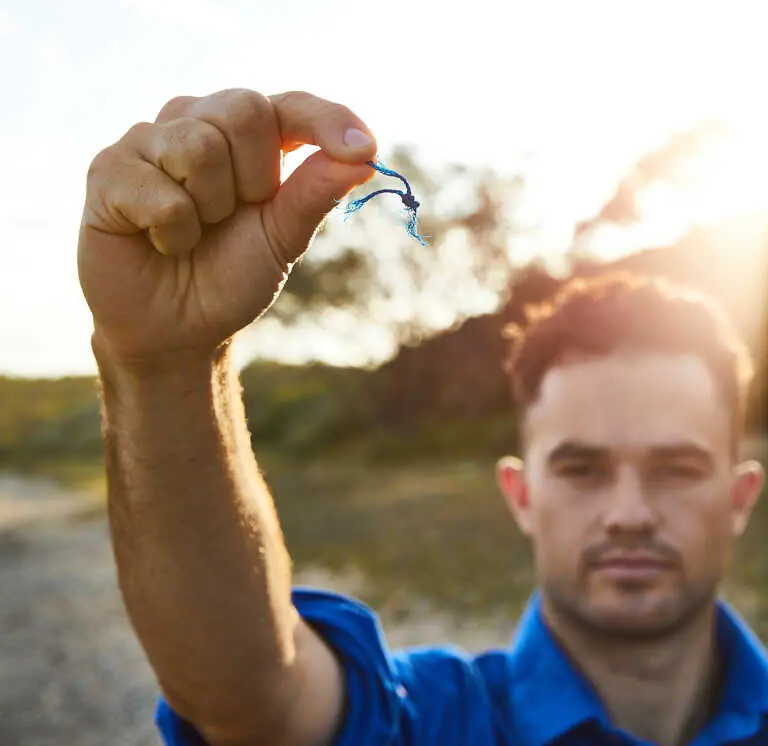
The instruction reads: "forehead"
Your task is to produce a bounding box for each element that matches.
[525,350,731,456]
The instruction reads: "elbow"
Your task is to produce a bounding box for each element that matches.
[161,675,298,746]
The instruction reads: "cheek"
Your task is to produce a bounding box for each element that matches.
[530,495,596,571]
[664,489,734,565]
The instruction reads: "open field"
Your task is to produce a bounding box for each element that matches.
[1,437,765,745]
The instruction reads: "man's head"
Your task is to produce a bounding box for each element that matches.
[496,273,764,639]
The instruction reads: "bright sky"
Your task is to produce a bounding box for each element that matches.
[2,0,768,377]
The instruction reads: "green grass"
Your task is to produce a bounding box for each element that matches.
[270,440,768,634]
[265,455,533,620]
[7,437,767,634]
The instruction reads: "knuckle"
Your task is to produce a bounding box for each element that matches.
[88,121,151,179]
[156,95,195,122]
[278,89,311,103]
[165,119,227,172]
[221,88,273,133]
[275,89,314,118]
[150,194,195,228]
[187,130,227,173]
[121,121,156,151]
[87,146,115,180]
[125,121,154,141]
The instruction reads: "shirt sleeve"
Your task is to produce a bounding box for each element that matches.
[155,587,496,746]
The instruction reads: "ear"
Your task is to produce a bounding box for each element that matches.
[731,460,765,537]
[496,456,533,536]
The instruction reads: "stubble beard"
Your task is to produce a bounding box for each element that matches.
[541,575,719,643]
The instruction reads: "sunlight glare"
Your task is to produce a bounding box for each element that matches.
[588,123,768,264]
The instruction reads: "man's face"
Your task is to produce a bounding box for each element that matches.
[498,349,764,639]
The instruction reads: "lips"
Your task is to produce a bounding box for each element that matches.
[592,554,674,582]
[596,552,670,567]
[597,557,669,569]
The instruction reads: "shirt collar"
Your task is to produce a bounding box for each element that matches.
[714,601,768,715]
[507,592,768,746]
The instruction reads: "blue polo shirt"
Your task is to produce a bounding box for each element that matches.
[156,588,768,745]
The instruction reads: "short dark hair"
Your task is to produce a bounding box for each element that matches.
[502,272,754,455]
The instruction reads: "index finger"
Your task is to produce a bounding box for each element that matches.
[157,89,377,206]
[268,90,378,163]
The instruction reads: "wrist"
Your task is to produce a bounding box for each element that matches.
[92,330,237,411]
[92,329,233,382]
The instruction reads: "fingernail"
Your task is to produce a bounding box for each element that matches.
[343,127,373,149]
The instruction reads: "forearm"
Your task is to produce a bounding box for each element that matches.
[94,335,299,738]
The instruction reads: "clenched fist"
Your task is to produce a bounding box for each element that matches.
[78,89,377,366]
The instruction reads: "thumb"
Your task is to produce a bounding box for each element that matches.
[267,150,374,265]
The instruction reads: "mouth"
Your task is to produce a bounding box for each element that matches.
[591,555,675,582]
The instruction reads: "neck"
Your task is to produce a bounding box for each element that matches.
[543,599,721,746]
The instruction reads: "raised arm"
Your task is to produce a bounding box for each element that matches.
[78,89,378,746]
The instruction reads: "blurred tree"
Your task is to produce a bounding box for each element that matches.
[265,145,527,347]
[267,247,374,324]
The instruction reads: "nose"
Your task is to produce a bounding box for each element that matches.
[602,467,658,535]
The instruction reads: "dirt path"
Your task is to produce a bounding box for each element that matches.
[0,474,513,746]
[0,473,102,531]
[0,511,162,746]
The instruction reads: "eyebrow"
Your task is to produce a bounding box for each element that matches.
[547,441,609,465]
[646,444,715,466]
[546,440,715,466]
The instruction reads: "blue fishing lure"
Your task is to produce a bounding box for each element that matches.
[343,158,428,246]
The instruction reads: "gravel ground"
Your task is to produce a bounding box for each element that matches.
[0,475,513,746]
[0,513,163,746]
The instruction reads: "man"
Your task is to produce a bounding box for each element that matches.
[78,88,767,746]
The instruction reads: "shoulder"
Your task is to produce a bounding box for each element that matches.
[294,585,513,691]
[393,645,512,698]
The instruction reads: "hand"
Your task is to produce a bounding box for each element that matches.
[78,89,377,367]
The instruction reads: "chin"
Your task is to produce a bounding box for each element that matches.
[545,575,718,639]
[580,586,708,638]
[586,603,679,637]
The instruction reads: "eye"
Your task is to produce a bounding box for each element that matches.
[653,463,705,481]
[558,462,607,480]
